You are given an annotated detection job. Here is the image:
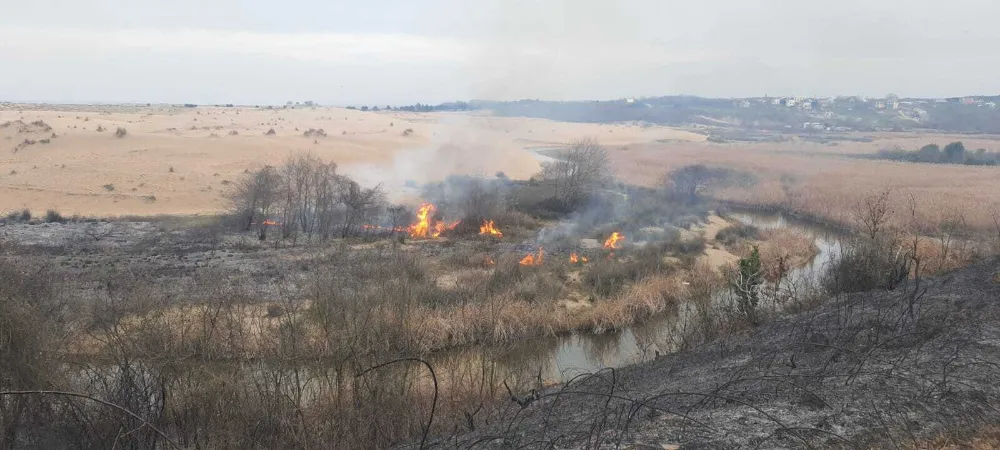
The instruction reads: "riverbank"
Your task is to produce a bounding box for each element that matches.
[441,255,1000,448]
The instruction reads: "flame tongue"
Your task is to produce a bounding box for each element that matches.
[409,203,435,238]
[520,246,544,266]
[479,220,503,238]
[407,202,460,239]
[603,232,625,249]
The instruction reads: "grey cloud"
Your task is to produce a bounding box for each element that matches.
[2,0,999,103]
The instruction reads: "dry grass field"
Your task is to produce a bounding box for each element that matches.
[608,135,1000,232]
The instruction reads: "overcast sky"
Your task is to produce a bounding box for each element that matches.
[2,0,999,105]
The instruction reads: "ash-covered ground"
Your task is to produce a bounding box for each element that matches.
[438,257,1000,449]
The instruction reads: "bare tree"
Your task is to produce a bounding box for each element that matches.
[312,164,343,240]
[229,166,281,240]
[662,164,746,205]
[339,179,386,238]
[280,153,322,239]
[540,138,611,208]
[854,187,893,240]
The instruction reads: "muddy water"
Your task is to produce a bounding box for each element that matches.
[442,211,845,385]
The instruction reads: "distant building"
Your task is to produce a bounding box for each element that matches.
[986,102,997,109]
[772,98,782,105]
[625,98,636,104]
[961,97,977,105]
[875,101,887,110]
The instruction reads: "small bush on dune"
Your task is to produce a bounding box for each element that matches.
[584,244,676,297]
[44,209,65,223]
[96,125,106,132]
[115,127,127,138]
[715,224,761,249]
[662,235,707,256]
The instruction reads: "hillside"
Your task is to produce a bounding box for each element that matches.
[441,257,1000,449]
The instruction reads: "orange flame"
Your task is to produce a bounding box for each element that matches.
[603,232,625,249]
[407,203,460,238]
[484,255,495,266]
[520,246,544,266]
[569,253,589,264]
[259,219,280,226]
[408,203,434,238]
[479,220,503,238]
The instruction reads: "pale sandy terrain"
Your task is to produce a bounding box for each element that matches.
[0,105,703,216]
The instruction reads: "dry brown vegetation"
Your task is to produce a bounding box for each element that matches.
[608,135,1000,234]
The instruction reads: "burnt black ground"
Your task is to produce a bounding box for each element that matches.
[436,257,1000,449]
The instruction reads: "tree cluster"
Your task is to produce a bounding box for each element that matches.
[876,142,1000,166]
[229,154,387,241]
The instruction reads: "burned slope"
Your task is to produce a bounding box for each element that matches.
[440,257,1000,449]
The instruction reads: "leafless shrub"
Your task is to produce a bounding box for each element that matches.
[303,128,327,137]
[44,209,65,223]
[662,164,755,205]
[114,127,127,138]
[855,187,893,240]
[539,138,612,209]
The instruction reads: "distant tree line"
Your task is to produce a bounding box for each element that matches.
[346,102,473,112]
[347,96,1000,134]
[875,142,1000,166]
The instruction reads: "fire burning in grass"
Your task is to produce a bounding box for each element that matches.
[569,253,589,264]
[603,232,625,249]
[520,246,544,266]
[479,220,503,238]
[408,203,460,238]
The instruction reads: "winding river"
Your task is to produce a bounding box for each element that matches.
[436,210,847,385]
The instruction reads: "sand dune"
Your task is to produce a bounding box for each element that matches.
[0,105,703,217]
